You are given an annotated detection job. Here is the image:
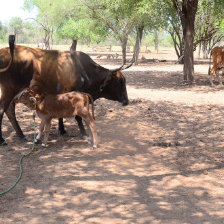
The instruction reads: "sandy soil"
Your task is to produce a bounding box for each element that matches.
[1,55,224,224]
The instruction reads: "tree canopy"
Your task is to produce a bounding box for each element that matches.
[0,0,223,82]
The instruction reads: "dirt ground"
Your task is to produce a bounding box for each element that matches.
[1,52,224,224]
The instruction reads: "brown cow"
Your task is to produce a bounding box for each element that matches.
[0,35,132,146]
[15,88,98,149]
[208,46,224,86]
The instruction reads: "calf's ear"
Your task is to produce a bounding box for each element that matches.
[29,97,36,103]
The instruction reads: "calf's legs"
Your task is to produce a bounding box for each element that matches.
[35,119,46,143]
[42,119,51,147]
[83,116,98,149]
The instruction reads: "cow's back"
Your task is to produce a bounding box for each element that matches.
[29,48,86,95]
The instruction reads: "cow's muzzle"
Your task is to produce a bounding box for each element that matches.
[122,99,129,106]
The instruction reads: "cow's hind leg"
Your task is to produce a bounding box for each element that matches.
[5,102,25,140]
[0,107,6,145]
[75,115,88,138]
[209,67,216,86]
[0,97,16,145]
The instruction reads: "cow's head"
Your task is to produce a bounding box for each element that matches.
[100,61,133,106]
[100,70,129,105]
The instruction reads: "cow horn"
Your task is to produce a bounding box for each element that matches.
[0,35,15,73]
[121,59,135,71]
[108,64,125,73]
[108,59,134,72]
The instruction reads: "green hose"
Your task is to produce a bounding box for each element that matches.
[0,112,37,196]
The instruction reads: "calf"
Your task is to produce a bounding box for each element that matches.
[16,89,98,149]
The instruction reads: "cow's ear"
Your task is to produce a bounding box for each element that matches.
[100,75,112,92]
[111,71,118,77]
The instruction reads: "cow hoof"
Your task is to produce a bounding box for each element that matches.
[92,145,97,149]
[20,137,28,142]
[1,141,7,146]
[18,134,26,139]
[60,130,67,135]
[41,143,46,148]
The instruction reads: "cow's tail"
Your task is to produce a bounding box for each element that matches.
[85,93,95,120]
[208,49,212,76]
[0,35,15,73]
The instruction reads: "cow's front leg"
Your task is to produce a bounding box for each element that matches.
[5,102,25,140]
[58,118,67,135]
[75,115,88,139]
[209,75,215,86]
[216,71,223,86]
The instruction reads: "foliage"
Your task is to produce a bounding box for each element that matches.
[194,0,223,57]
[57,18,108,43]
[9,17,23,36]
[0,21,7,42]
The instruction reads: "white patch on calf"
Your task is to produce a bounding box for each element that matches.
[36,132,41,140]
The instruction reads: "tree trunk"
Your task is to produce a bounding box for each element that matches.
[44,29,51,50]
[133,25,144,65]
[173,0,198,84]
[154,30,159,53]
[121,37,128,64]
[183,22,195,83]
[198,41,201,59]
[70,39,78,52]
[202,41,208,59]
[16,34,18,43]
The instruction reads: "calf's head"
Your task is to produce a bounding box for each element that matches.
[14,88,39,109]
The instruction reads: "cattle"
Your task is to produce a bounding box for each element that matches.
[208,46,224,86]
[0,35,131,146]
[15,88,98,148]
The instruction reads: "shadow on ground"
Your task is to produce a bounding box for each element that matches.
[1,63,224,223]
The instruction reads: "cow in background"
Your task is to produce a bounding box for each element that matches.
[208,46,224,86]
